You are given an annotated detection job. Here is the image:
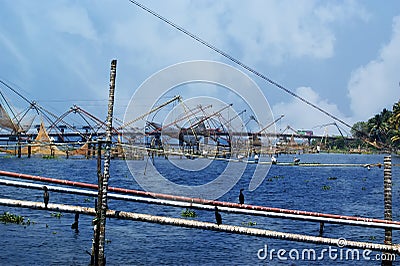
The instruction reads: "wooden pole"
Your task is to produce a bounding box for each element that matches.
[27,144,31,158]
[97,59,117,265]
[382,155,393,266]
[0,198,399,254]
[93,139,103,265]
[17,134,21,158]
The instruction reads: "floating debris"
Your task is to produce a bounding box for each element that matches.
[241,221,257,226]
[50,212,63,219]
[0,211,33,225]
[181,208,197,218]
[322,185,331,191]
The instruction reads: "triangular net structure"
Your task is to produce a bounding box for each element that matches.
[29,122,64,155]
[69,142,89,156]
[1,121,64,156]
[0,104,19,133]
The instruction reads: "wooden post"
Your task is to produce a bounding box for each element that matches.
[97,59,117,265]
[92,141,96,159]
[382,155,392,266]
[92,139,103,265]
[87,142,91,159]
[17,134,21,158]
[27,144,31,158]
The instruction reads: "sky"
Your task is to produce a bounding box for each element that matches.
[0,0,399,136]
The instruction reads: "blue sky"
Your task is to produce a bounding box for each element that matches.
[0,0,399,136]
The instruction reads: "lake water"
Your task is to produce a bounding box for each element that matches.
[0,153,399,265]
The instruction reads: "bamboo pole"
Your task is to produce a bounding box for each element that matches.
[0,198,398,254]
[1,169,399,228]
[382,155,393,266]
[97,59,117,265]
[3,178,400,231]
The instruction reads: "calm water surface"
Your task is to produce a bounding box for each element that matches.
[0,153,399,265]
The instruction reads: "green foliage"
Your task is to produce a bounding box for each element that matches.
[241,221,257,226]
[267,175,284,182]
[42,155,58,159]
[0,212,33,225]
[0,155,14,159]
[322,185,331,191]
[351,100,400,151]
[181,208,197,218]
[50,212,63,219]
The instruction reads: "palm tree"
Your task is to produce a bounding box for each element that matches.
[390,100,400,144]
[368,109,391,144]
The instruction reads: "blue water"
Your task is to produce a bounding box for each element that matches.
[0,153,399,265]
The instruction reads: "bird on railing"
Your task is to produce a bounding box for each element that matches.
[214,206,222,225]
[239,189,245,205]
[43,186,49,208]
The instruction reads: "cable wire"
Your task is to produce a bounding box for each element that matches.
[127,0,354,131]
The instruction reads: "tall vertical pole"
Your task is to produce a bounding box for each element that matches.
[97,59,117,265]
[382,155,392,266]
[91,139,103,265]
[17,133,21,158]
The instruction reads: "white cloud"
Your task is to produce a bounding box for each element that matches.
[0,0,377,126]
[348,15,400,121]
[110,0,370,69]
[315,0,370,23]
[272,87,350,135]
[222,0,369,64]
[48,4,98,41]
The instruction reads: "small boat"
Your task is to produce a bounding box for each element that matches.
[271,156,277,165]
[293,157,300,165]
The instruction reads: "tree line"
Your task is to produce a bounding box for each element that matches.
[351,99,400,152]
